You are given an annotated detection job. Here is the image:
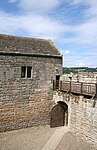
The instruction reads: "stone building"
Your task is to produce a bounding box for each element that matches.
[0,34,63,132]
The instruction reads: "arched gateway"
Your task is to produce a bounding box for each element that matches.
[50,101,68,128]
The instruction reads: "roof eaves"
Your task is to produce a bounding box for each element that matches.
[0,51,62,58]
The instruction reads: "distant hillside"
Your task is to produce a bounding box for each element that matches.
[63,67,97,74]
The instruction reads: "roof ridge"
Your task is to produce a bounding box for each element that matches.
[0,33,48,41]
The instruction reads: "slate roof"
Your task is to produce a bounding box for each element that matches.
[0,34,62,57]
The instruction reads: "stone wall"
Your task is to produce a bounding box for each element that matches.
[61,73,97,83]
[70,95,97,147]
[0,54,62,132]
[53,91,97,147]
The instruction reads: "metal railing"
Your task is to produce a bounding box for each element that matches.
[53,80,97,96]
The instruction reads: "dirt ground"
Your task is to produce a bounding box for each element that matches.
[0,125,96,150]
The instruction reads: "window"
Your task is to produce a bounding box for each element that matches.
[21,66,26,78]
[27,67,32,78]
[21,66,32,78]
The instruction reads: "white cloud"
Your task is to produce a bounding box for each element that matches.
[19,0,60,12]
[8,0,17,3]
[0,0,97,67]
[0,11,66,39]
[64,56,93,67]
[75,62,87,67]
[74,19,97,45]
[70,0,84,5]
[1,0,97,46]
[75,61,94,67]
[64,50,71,55]
[63,48,97,67]
[70,0,97,16]
[59,0,97,45]
[0,11,20,34]
[61,17,97,45]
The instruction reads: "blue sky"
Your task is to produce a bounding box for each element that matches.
[0,0,97,67]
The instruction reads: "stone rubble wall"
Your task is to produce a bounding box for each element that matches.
[53,91,97,147]
[0,55,62,132]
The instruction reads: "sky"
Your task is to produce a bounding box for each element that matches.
[0,0,97,67]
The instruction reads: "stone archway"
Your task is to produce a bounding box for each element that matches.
[50,101,68,128]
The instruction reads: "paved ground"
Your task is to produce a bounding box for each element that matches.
[0,126,55,150]
[56,132,94,150]
[0,125,96,150]
[41,126,69,150]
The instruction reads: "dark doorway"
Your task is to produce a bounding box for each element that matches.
[50,102,68,128]
[55,75,60,89]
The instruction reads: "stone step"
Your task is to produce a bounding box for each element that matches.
[41,126,69,150]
